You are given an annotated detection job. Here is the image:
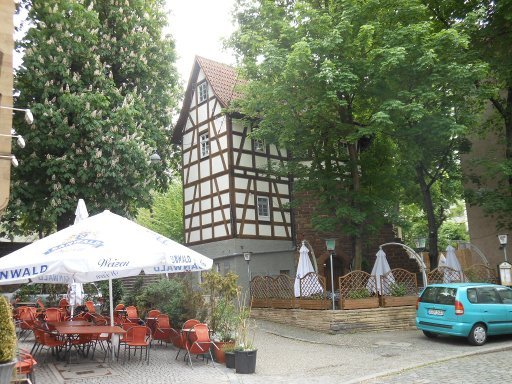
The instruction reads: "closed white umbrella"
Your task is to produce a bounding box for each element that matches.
[68,199,88,316]
[294,241,323,297]
[368,248,395,295]
[445,245,463,282]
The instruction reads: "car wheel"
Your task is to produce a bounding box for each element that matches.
[468,323,487,346]
[422,330,438,338]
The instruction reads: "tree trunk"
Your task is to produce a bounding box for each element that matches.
[348,142,363,270]
[415,164,439,269]
[505,87,512,191]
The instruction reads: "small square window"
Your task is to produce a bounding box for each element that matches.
[200,132,209,158]
[257,196,270,220]
[198,82,208,103]
[254,139,265,152]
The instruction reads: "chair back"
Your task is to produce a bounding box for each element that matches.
[188,323,212,354]
[128,325,149,343]
[85,300,96,313]
[126,305,139,320]
[44,308,62,322]
[156,314,171,329]
[182,318,200,330]
[115,303,125,311]
[147,309,160,318]
[18,307,36,321]
[59,298,69,308]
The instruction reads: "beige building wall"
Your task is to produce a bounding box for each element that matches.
[461,102,511,268]
[0,0,14,213]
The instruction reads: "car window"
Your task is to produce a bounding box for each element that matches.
[467,288,478,303]
[496,287,512,304]
[476,287,501,304]
[421,287,457,305]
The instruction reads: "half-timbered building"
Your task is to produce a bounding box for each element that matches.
[172,57,296,287]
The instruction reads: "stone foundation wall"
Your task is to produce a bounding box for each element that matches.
[252,306,416,334]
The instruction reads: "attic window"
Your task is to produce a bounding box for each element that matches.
[198,82,208,103]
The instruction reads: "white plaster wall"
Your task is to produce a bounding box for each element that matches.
[201,198,211,211]
[217,174,230,190]
[202,227,212,240]
[199,160,210,177]
[202,213,212,225]
[256,181,269,192]
[197,103,208,122]
[201,180,211,195]
[259,225,271,236]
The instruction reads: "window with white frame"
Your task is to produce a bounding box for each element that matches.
[257,196,270,220]
[254,138,265,152]
[200,132,210,158]
[198,82,208,103]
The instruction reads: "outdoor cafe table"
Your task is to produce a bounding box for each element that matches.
[47,320,91,327]
[54,324,126,364]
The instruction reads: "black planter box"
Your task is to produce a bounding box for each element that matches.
[225,351,235,369]
[234,349,257,374]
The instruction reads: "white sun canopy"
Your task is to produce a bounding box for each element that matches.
[0,210,213,285]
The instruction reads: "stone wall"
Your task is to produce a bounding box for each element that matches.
[252,307,416,334]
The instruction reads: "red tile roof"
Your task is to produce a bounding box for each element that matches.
[172,56,244,144]
[196,56,244,107]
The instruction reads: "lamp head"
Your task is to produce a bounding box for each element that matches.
[325,238,336,252]
[499,234,508,247]
[243,252,251,262]
[150,152,161,164]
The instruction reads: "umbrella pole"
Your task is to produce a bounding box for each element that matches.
[109,278,116,363]
[330,253,335,310]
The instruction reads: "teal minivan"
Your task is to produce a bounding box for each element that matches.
[416,283,512,346]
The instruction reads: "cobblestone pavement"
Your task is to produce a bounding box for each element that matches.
[359,350,509,384]
[19,320,512,384]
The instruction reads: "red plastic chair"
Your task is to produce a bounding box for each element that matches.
[44,307,63,322]
[126,305,144,324]
[153,314,180,347]
[184,323,217,366]
[122,326,151,364]
[175,319,200,360]
[85,300,96,313]
[117,322,136,360]
[15,349,37,383]
[33,326,66,362]
[17,306,37,340]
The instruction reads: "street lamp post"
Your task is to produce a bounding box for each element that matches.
[244,252,252,282]
[498,235,511,286]
[325,239,336,310]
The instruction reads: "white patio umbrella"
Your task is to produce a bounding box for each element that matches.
[68,199,88,316]
[368,248,395,295]
[0,210,213,325]
[445,245,464,282]
[294,241,323,297]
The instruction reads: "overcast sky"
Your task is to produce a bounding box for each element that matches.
[166,0,237,87]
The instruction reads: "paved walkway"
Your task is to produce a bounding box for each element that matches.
[19,319,512,384]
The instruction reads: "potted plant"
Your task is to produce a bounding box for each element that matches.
[340,287,380,310]
[222,343,236,369]
[381,282,418,307]
[0,295,17,383]
[211,297,236,363]
[200,271,238,361]
[234,289,257,374]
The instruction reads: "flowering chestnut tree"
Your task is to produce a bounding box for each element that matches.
[5,0,179,237]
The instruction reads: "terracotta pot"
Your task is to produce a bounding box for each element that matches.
[213,341,234,363]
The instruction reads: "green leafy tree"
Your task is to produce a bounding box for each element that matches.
[6,0,179,236]
[136,181,184,241]
[372,4,488,266]
[423,1,512,229]
[228,0,404,269]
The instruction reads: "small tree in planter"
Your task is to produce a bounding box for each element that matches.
[234,289,257,374]
[0,296,17,382]
[211,297,237,363]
